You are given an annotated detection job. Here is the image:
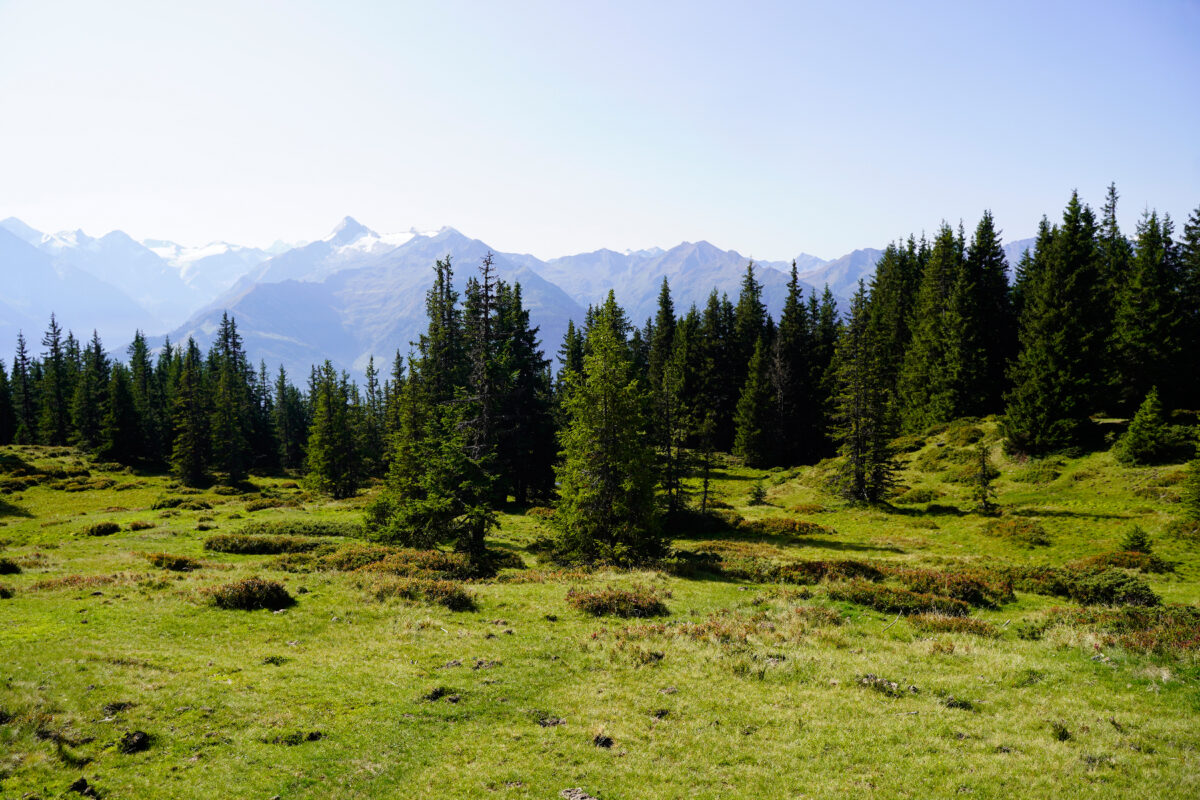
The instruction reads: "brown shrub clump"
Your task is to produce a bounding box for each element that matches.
[908,613,998,637]
[144,552,202,571]
[983,517,1051,547]
[363,576,476,611]
[567,585,669,618]
[204,576,294,610]
[203,534,322,555]
[828,580,971,616]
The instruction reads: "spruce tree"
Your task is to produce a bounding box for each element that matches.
[97,363,141,465]
[965,211,1014,410]
[365,395,496,556]
[865,240,921,395]
[0,360,14,446]
[38,315,70,445]
[70,331,109,451]
[360,355,387,478]
[494,281,556,503]
[1113,387,1190,465]
[127,332,163,463]
[1097,183,1133,320]
[305,361,361,499]
[1178,206,1200,404]
[209,314,251,483]
[971,442,1000,515]
[273,366,308,471]
[830,281,897,503]
[416,257,467,404]
[733,337,774,467]
[647,277,676,392]
[1003,192,1105,455]
[554,295,662,565]
[898,223,966,431]
[1111,211,1178,410]
[770,262,817,465]
[11,332,38,444]
[171,339,210,486]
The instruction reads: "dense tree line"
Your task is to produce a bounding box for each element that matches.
[1,188,1196,565]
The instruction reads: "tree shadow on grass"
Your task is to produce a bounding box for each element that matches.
[1007,507,1133,520]
[0,497,31,518]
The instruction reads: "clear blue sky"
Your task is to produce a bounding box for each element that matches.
[1,0,1197,260]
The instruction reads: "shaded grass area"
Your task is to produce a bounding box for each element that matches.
[1,430,1199,799]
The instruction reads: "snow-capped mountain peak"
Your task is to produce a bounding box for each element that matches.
[325,216,377,247]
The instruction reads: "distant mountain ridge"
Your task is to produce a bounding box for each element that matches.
[0,213,1036,379]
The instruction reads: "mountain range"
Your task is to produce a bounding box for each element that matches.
[0,215,1035,379]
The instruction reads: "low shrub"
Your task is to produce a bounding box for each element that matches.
[946,425,985,447]
[1068,569,1159,607]
[365,576,476,611]
[179,499,212,511]
[1164,518,1200,541]
[706,499,734,510]
[32,574,119,591]
[1047,604,1200,656]
[788,502,826,514]
[274,554,316,573]
[567,585,669,618]
[240,519,362,538]
[890,434,926,453]
[828,580,971,616]
[127,520,155,531]
[205,576,294,610]
[144,552,202,571]
[319,543,397,571]
[203,534,322,555]
[355,548,477,580]
[244,497,283,512]
[886,567,1015,608]
[743,517,836,537]
[485,549,526,571]
[0,557,20,575]
[526,506,556,520]
[983,518,1051,547]
[1011,461,1062,484]
[150,496,184,510]
[1120,526,1152,553]
[1069,551,1173,574]
[80,521,120,537]
[909,613,998,637]
[0,584,11,599]
[892,487,941,505]
[1000,565,1158,605]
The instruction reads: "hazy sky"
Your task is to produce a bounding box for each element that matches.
[1,0,1197,260]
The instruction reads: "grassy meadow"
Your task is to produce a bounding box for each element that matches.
[1,418,1198,799]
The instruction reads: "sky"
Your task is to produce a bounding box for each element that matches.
[1,0,1198,261]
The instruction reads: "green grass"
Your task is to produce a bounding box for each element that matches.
[0,423,1198,799]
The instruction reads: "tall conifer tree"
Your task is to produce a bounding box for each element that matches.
[831,281,897,502]
[1004,192,1105,454]
[554,294,662,565]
